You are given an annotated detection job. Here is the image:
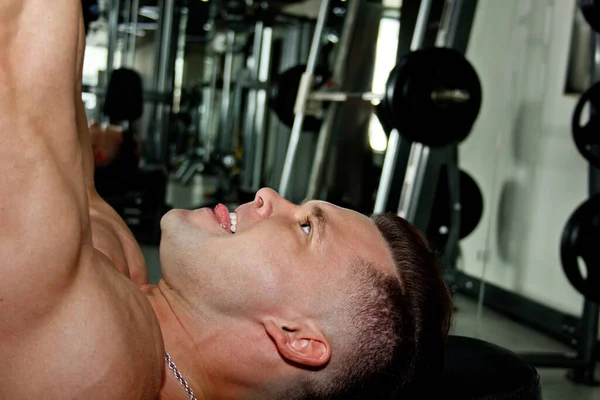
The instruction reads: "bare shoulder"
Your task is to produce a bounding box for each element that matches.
[0,258,164,400]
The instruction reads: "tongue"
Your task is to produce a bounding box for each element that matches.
[214,203,231,231]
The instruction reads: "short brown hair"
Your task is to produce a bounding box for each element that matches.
[291,213,453,399]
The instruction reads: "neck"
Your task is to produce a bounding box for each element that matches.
[144,282,210,400]
[144,280,290,400]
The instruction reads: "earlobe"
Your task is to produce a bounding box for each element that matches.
[263,318,331,368]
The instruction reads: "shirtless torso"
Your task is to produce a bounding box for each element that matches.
[0,2,164,398]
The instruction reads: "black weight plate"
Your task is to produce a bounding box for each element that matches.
[269,65,330,132]
[388,47,482,148]
[572,82,600,168]
[458,170,484,238]
[580,0,600,33]
[383,65,400,124]
[561,194,600,303]
[427,169,484,252]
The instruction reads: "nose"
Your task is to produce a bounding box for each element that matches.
[254,187,290,218]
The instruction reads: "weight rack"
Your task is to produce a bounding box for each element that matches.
[519,2,600,384]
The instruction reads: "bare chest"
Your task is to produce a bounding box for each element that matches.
[1,265,164,399]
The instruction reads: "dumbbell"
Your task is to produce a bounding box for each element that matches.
[270,47,482,148]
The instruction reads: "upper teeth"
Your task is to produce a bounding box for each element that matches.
[230,213,237,233]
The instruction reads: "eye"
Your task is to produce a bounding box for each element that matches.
[301,221,312,236]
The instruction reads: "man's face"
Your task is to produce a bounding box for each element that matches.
[159,188,395,319]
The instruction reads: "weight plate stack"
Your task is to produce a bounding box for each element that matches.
[386,47,482,148]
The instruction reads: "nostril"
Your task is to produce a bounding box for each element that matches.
[257,196,264,208]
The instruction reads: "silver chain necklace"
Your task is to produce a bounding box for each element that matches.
[165,352,197,400]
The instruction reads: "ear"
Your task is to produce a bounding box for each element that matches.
[263,318,331,368]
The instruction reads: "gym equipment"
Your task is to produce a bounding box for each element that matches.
[82,0,99,35]
[580,0,600,34]
[428,169,484,252]
[572,82,600,168]
[384,47,482,148]
[560,194,600,303]
[375,0,481,278]
[104,69,144,123]
[271,47,481,148]
[519,5,600,385]
[269,64,331,132]
[94,68,169,245]
[441,336,542,400]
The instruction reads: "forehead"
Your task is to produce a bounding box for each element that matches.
[309,202,396,277]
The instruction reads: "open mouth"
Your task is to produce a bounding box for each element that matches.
[214,203,237,234]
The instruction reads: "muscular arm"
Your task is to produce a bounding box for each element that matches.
[0,1,91,332]
[0,0,146,336]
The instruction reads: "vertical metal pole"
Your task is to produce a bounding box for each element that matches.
[204,55,220,163]
[252,26,274,190]
[172,7,189,114]
[279,0,331,198]
[122,0,132,59]
[153,0,175,162]
[374,130,402,212]
[126,0,140,67]
[306,0,362,200]
[241,22,265,191]
[106,0,121,85]
[220,31,236,153]
[441,0,463,48]
[410,0,433,51]
[374,0,432,213]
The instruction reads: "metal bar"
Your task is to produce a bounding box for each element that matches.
[443,0,463,48]
[279,0,331,198]
[252,26,274,190]
[122,0,132,59]
[126,0,140,67]
[310,91,382,102]
[82,85,172,103]
[398,144,430,221]
[399,0,465,224]
[374,0,433,212]
[153,0,175,163]
[374,130,401,212]
[156,0,175,97]
[441,148,461,267]
[308,89,469,103]
[307,0,362,199]
[220,31,236,153]
[106,0,121,86]
[445,0,478,55]
[204,55,220,163]
[241,22,265,190]
[410,0,433,51]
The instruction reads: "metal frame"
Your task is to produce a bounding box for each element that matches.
[375,0,478,275]
[278,0,331,198]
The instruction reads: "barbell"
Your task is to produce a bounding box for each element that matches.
[270,47,482,148]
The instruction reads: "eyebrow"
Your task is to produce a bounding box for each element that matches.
[310,205,327,245]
